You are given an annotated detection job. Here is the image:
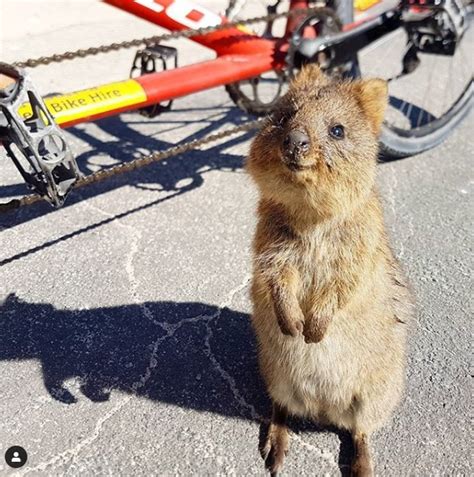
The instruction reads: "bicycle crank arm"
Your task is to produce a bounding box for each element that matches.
[293,10,402,66]
[0,62,80,207]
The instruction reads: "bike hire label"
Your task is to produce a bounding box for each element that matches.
[18,80,147,125]
[354,0,380,11]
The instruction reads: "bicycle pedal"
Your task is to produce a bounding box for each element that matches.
[130,44,178,118]
[402,0,467,55]
[0,62,80,207]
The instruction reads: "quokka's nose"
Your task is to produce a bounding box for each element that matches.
[283,130,310,156]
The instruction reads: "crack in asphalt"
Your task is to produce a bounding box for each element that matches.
[14,193,339,474]
[17,197,255,474]
[291,433,338,470]
[18,397,133,476]
[202,273,258,421]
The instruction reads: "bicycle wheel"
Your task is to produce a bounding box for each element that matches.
[224,0,292,115]
[224,1,346,115]
[356,2,473,158]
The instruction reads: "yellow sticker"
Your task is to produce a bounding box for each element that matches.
[236,24,255,35]
[18,79,147,125]
[354,0,380,11]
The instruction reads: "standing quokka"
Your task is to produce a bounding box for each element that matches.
[247,65,413,476]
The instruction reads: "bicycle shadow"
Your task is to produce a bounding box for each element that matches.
[0,105,254,229]
[0,293,354,473]
[0,106,256,266]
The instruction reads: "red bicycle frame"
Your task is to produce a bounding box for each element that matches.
[16,0,395,128]
[1,0,402,206]
[20,0,293,128]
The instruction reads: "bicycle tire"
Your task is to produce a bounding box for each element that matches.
[353,4,473,158]
[379,80,473,158]
[224,1,472,157]
[301,0,473,158]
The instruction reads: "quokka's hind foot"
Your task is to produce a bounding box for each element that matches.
[260,403,290,475]
[351,432,374,477]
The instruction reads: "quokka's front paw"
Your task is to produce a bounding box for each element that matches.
[303,315,331,344]
[276,312,304,338]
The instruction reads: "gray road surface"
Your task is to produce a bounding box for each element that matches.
[0,1,472,476]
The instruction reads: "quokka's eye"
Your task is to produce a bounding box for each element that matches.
[329,124,345,140]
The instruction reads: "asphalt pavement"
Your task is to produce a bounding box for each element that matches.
[0,1,472,476]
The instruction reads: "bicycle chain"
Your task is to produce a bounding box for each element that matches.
[0,119,263,213]
[3,6,322,213]
[13,7,321,68]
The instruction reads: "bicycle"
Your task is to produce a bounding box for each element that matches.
[0,0,471,207]
[224,0,472,158]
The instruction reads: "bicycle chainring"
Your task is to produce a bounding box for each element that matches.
[225,7,343,116]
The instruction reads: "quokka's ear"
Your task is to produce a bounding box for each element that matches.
[289,64,329,93]
[353,78,388,134]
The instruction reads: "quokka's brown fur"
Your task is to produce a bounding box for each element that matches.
[247,65,413,476]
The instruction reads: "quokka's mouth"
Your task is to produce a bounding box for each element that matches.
[286,161,304,172]
[282,155,311,172]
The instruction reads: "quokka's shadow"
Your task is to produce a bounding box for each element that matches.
[0,293,266,418]
[0,293,354,473]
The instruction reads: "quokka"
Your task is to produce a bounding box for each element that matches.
[247,65,413,476]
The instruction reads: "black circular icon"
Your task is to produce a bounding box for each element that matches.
[5,446,27,468]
